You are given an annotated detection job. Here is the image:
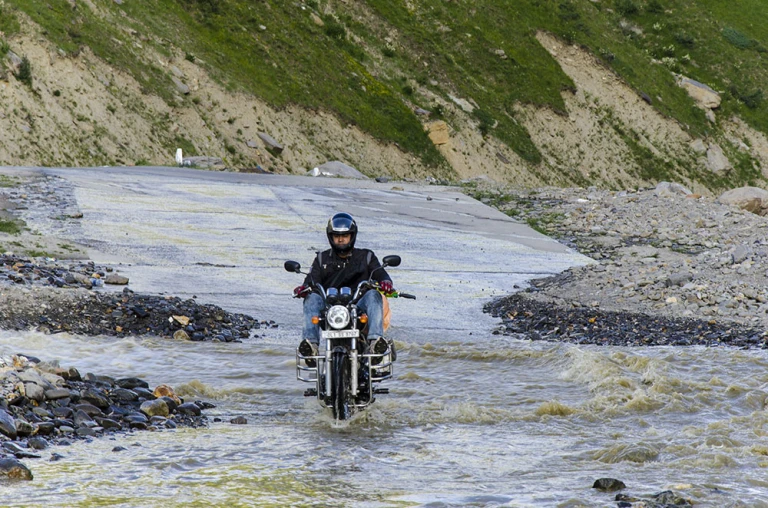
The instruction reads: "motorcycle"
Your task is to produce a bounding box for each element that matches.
[284,255,415,421]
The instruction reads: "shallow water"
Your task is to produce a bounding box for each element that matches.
[3,327,768,507]
[3,167,768,506]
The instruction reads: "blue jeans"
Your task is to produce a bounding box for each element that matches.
[303,290,384,344]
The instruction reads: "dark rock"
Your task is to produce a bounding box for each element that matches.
[52,407,74,419]
[28,437,49,450]
[73,410,97,428]
[111,388,139,402]
[230,416,247,425]
[15,420,36,437]
[592,478,626,492]
[653,490,692,506]
[176,402,201,416]
[116,377,149,389]
[133,387,156,400]
[112,446,127,452]
[45,388,73,400]
[80,388,110,409]
[73,403,103,418]
[0,457,33,480]
[36,422,55,435]
[0,409,17,439]
[94,417,122,430]
[158,396,178,413]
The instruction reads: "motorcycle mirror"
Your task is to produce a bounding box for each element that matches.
[382,255,401,267]
[284,260,302,273]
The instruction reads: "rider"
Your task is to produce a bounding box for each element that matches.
[295,212,393,367]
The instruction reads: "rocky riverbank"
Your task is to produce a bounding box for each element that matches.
[1,254,271,341]
[475,182,768,347]
[0,353,213,480]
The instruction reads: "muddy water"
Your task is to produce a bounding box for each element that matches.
[3,328,768,506]
[2,167,767,506]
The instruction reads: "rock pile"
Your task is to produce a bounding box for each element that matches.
[475,183,768,346]
[2,254,127,289]
[0,353,213,480]
[0,283,271,341]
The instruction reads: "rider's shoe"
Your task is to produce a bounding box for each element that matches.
[369,336,388,365]
[298,339,319,368]
[388,339,397,362]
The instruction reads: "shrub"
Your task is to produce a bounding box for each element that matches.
[0,39,10,55]
[15,56,32,86]
[185,52,196,62]
[473,109,495,137]
[324,20,346,40]
[674,32,695,48]
[646,0,664,14]
[615,0,639,16]
[736,88,764,109]
[722,27,755,49]
[558,1,580,21]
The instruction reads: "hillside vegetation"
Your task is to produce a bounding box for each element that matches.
[1,0,767,192]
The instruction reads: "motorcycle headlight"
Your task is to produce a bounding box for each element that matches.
[326,305,350,330]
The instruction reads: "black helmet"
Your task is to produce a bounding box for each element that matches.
[326,212,357,255]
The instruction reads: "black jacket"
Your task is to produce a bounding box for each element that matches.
[303,248,391,291]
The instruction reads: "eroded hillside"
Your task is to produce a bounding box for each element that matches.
[1,0,768,193]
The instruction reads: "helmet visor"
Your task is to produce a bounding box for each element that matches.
[329,214,354,233]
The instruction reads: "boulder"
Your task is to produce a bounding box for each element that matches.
[0,458,33,481]
[592,478,626,492]
[105,274,129,285]
[140,399,169,418]
[677,76,721,109]
[171,76,190,95]
[426,120,450,145]
[706,144,732,173]
[690,139,707,154]
[176,402,201,416]
[654,181,692,197]
[258,132,283,154]
[153,384,181,404]
[718,186,768,215]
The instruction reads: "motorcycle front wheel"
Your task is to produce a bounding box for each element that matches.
[331,350,351,420]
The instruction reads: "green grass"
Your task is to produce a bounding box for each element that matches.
[3,0,768,188]
[0,219,22,235]
[0,175,21,187]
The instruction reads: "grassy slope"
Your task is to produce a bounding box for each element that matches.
[1,0,767,187]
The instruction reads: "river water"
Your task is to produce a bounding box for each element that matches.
[2,167,768,506]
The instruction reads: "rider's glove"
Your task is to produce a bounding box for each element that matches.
[379,280,394,295]
[293,285,310,298]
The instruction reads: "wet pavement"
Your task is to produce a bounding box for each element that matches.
[23,166,591,335]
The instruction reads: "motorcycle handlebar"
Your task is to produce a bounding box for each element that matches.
[398,293,416,300]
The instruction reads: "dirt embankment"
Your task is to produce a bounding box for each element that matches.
[4,15,768,191]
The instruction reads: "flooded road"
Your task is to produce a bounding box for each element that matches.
[2,167,768,506]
